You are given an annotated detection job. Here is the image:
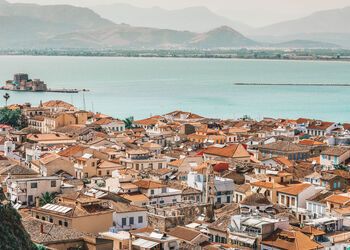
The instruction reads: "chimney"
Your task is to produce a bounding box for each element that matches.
[35,197,40,207]
[40,224,44,234]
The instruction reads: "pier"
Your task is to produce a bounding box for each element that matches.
[234,82,350,87]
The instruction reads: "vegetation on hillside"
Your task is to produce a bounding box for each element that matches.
[0,108,27,129]
[0,187,37,250]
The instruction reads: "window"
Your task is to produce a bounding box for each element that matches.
[31,182,38,189]
[158,163,162,169]
[49,218,53,223]
[129,217,134,225]
[150,189,155,195]
[64,221,68,227]
[291,197,296,206]
[59,220,62,225]
[160,200,164,204]
[42,216,46,221]
[28,195,33,204]
[122,218,126,226]
[98,170,102,176]
[281,195,285,204]
[51,181,56,188]
[162,187,167,193]
[138,216,143,224]
[107,170,110,175]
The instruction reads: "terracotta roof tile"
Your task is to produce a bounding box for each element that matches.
[278,183,312,196]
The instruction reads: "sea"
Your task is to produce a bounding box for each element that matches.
[0,56,349,122]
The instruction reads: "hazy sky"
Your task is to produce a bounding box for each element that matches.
[6,0,350,26]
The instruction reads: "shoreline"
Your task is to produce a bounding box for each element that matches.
[1,50,350,63]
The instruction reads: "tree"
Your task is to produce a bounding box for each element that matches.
[0,188,37,250]
[39,192,55,206]
[3,93,10,107]
[123,116,134,129]
[0,108,27,129]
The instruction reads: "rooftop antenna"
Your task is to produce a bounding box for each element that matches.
[70,94,73,107]
[82,89,87,111]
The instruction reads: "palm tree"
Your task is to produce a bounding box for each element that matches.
[123,116,134,129]
[3,93,10,107]
[39,192,55,206]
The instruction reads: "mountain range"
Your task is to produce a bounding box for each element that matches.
[0,0,347,49]
[92,4,252,34]
[249,6,350,48]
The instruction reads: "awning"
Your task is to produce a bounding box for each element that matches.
[132,238,159,248]
[13,203,21,210]
[229,235,255,245]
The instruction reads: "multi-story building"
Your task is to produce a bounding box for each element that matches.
[120,149,168,171]
[187,171,234,204]
[74,153,121,179]
[31,194,114,233]
[320,147,350,170]
[6,176,61,207]
[28,111,88,133]
[133,180,182,206]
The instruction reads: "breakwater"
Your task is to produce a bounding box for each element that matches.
[234,82,350,87]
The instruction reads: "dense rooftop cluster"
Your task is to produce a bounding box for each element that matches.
[2,100,350,249]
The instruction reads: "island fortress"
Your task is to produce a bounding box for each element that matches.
[5,73,47,91]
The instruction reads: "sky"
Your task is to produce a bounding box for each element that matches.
[6,0,350,26]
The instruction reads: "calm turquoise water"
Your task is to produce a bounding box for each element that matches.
[0,56,349,121]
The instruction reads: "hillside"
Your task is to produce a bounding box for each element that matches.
[253,6,350,36]
[0,1,344,49]
[272,39,340,49]
[92,4,251,33]
[41,25,259,49]
[189,26,258,48]
[0,188,36,250]
[0,0,115,45]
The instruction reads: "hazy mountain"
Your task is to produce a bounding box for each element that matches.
[189,26,258,48]
[253,6,350,36]
[40,25,258,49]
[272,40,340,49]
[0,1,343,49]
[0,1,114,41]
[0,16,78,46]
[44,24,195,48]
[92,3,251,33]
